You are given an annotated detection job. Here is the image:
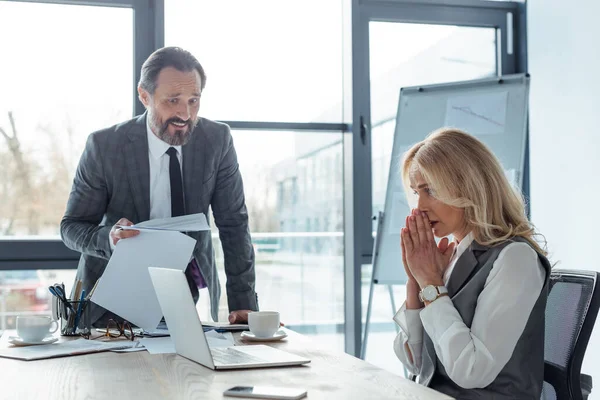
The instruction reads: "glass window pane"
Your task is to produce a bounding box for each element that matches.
[165,0,346,123]
[0,1,133,323]
[198,130,344,350]
[370,22,497,220]
[366,22,497,373]
[0,1,133,237]
[0,269,77,329]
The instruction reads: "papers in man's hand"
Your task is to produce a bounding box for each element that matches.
[0,339,136,361]
[120,213,210,232]
[92,214,210,331]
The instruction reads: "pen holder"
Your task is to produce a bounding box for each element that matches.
[58,299,91,337]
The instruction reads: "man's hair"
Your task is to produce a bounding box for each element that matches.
[138,46,206,94]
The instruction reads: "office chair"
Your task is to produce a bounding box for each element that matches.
[542,269,600,400]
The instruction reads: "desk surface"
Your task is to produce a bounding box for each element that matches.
[0,328,451,400]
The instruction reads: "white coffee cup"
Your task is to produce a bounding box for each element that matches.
[16,316,58,342]
[248,311,280,338]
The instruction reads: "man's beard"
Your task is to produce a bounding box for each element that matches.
[149,111,197,146]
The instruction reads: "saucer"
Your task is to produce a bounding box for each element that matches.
[8,336,58,346]
[240,329,287,342]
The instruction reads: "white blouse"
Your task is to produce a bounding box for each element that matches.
[393,232,546,389]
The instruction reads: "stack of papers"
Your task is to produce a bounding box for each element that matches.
[0,339,137,361]
[91,213,210,331]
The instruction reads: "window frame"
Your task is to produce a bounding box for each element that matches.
[347,0,526,356]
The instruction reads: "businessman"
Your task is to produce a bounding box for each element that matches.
[61,46,258,327]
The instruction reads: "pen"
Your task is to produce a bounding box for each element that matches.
[61,282,67,318]
[73,289,86,334]
[86,279,99,301]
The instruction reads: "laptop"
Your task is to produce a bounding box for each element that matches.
[148,267,311,370]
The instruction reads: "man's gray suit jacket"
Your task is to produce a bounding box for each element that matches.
[60,113,258,325]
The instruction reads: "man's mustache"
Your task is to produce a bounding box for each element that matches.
[165,118,192,127]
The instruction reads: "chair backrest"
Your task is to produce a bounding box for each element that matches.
[542,269,600,400]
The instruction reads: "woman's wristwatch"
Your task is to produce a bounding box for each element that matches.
[418,285,448,303]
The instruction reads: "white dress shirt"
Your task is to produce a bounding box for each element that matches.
[146,121,183,220]
[109,122,182,250]
[393,232,546,389]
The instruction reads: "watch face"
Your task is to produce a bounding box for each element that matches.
[422,286,438,301]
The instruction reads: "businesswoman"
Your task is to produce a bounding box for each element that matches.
[393,128,550,399]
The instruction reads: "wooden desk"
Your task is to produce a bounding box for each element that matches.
[0,329,451,400]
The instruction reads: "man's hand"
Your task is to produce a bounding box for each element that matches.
[109,218,140,246]
[229,310,252,324]
[229,310,285,327]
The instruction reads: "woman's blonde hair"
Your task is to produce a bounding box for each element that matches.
[402,127,546,256]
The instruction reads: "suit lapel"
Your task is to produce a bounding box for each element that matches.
[182,119,213,214]
[446,241,488,297]
[124,114,151,222]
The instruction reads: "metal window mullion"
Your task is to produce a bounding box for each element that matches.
[364,3,509,28]
[344,0,372,357]
[220,121,349,132]
[0,240,80,270]
[360,0,518,12]
[133,0,162,116]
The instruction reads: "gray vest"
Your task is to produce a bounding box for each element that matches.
[418,237,551,399]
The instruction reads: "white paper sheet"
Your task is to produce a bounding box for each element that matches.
[0,339,135,361]
[138,337,174,354]
[122,213,210,232]
[444,92,508,135]
[110,341,146,353]
[139,331,234,354]
[91,230,196,331]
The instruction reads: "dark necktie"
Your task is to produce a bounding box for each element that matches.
[166,147,206,289]
[166,147,185,217]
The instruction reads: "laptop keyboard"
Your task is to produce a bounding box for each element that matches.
[211,347,265,365]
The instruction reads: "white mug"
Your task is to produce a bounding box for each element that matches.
[248,311,280,338]
[16,315,58,342]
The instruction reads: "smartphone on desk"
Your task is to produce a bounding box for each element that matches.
[223,386,307,400]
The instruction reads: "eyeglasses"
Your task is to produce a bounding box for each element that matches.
[96,319,137,341]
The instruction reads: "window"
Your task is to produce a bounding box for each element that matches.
[207,130,344,349]
[365,22,498,373]
[370,23,497,218]
[165,0,345,122]
[0,0,133,321]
